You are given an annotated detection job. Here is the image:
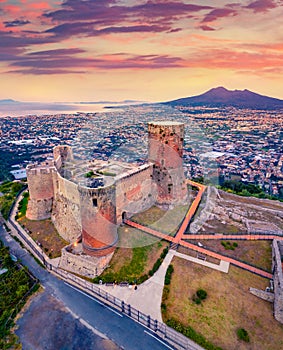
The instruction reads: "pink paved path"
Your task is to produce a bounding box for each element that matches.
[125,180,277,279]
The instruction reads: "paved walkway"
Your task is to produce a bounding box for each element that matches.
[174,251,230,273]
[99,249,176,322]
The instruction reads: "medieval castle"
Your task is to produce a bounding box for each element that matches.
[26,121,188,276]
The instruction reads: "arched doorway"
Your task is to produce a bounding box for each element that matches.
[122,211,127,222]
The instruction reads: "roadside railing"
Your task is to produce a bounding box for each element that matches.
[7,209,201,350]
[45,265,200,350]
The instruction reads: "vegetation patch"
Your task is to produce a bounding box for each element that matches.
[219,180,282,202]
[0,239,39,349]
[221,241,238,250]
[93,226,168,284]
[16,192,29,219]
[192,289,208,305]
[0,181,25,220]
[18,217,68,258]
[166,318,223,350]
[162,257,283,350]
[164,264,174,285]
[237,328,250,342]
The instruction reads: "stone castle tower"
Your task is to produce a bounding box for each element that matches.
[79,185,118,257]
[26,161,54,220]
[148,121,187,207]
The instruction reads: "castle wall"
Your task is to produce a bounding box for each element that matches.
[79,185,118,257]
[59,247,113,278]
[26,163,55,220]
[148,122,187,206]
[53,145,73,164]
[272,240,283,324]
[51,172,81,242]
[116,164,157,223]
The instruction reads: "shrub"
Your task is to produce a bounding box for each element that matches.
[165,264,174,285]
[237,328,249,342]
[197,289,207,300]
[192,294,201,305]
[166,318,223,350]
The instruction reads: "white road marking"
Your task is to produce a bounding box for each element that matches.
[64,282,123,317]
[144,331,175,350]
[105,305,123,317]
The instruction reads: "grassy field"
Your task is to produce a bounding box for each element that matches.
[18,217,68,258]
[16,192,29,219]
[162,257,283,350]
[94,225,168,284]
[198,240,272,271]
[131,204,191,236]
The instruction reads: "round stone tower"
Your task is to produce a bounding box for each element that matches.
[148,121,187,207]
[79,184,118,257]
[26,162,55,220]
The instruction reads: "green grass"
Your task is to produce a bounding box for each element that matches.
[93,226,168,284]
[0,239,39,349]
[0,181,25,220]
[16,192,29,219]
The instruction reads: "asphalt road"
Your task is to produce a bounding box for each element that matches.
[0,224,175,350]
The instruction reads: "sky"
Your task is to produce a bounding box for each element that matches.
[0,0,283,102]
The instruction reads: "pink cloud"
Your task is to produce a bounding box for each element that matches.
[199,25,216,31]
[201,8,238,25]
[245,0,277,13]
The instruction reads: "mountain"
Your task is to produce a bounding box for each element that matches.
[165,87,283,110]
[0,99,18,104]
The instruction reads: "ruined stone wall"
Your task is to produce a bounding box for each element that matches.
[79,184,118,257]
[148,121,187,207]
[272,240,283,324]
[116,164,157,223]
[59,247,113,278]
[53,145,73,164]
[51,172,81,242]
[26,164,55,220]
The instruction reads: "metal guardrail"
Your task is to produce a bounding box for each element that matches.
[7,216,201,350]
[46,266,200,350]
